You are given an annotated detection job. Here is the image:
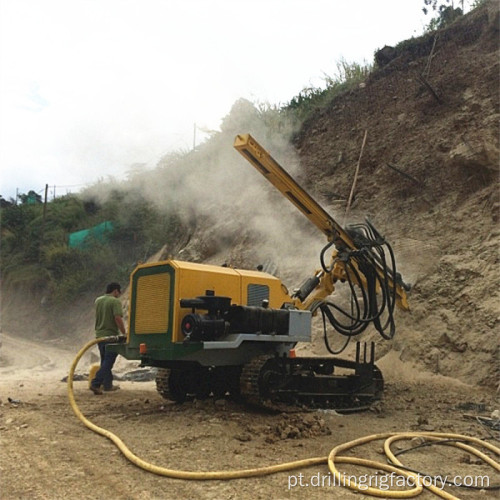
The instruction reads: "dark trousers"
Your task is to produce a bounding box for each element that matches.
[91,342,118,390]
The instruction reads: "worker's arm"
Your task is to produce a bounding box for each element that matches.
[114,315,126,336]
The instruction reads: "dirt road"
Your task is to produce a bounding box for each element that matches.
[0,333,498,500]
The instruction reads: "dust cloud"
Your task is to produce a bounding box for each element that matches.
[83,98,332,286]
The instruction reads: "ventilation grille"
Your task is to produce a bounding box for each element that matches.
[247,284,269,307]
[135,273,170,334]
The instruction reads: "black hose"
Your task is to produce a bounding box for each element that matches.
[320,220,398,345]
[320,305,351,355]
[320,240,336,273]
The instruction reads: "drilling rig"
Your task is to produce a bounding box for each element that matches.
[108,134,410,410]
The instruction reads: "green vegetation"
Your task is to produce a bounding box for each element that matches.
[0,192,181,304]
[421,0,487,32]
[281,58,372,122]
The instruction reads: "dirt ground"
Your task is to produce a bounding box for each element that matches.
[0,332,498,500]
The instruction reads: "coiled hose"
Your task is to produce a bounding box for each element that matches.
[68,337,500,498]
[318,220,402,355]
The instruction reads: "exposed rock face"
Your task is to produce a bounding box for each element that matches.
[294,1,499,387]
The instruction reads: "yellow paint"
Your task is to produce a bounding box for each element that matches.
[88,363,100,388]
[135,272,171,334]
[130,259,293,343]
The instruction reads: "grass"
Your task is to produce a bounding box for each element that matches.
[281,58,373,122]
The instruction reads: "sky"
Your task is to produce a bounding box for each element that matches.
[0,0,466,201]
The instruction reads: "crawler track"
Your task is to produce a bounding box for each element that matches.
[240,354,384,412]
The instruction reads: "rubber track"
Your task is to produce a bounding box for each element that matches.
[155,368,172,400]
[239,355,267,406]
[239,355,303,413]
[240,355,383,413]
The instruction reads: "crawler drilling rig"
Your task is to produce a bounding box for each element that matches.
[108,134,410,409]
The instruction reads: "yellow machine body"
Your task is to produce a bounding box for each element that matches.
[132,259,292,343]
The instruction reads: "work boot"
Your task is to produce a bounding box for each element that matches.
[90,385,103,395]
[103,385,120,392]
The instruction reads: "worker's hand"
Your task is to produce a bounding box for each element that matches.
[118,335,127,343]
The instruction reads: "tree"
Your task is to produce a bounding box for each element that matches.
[423,0,463,15]
[423,1,464,30]
[0,195,14,208]
[18,190,42,204]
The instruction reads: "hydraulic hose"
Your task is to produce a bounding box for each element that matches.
[68,337,500,497]
[320,219,399,342]
[329,432,500,499]
[67,337,325,479]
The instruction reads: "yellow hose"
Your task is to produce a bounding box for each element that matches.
[68,337,500,497]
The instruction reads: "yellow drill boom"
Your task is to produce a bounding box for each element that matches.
[234,133,409,311]
[234,133,352,247]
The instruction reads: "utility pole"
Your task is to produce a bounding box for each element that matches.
[40,184,48,254]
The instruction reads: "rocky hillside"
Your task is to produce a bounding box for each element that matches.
[292,1,499,387]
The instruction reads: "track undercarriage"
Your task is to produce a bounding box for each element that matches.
[155,343,383,411]
[155,364,242,403]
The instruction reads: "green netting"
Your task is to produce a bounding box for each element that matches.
[68,221,114,248]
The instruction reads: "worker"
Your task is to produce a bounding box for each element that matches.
[90,282,126,395]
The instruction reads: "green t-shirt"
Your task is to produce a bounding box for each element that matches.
[95,294,123,338]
